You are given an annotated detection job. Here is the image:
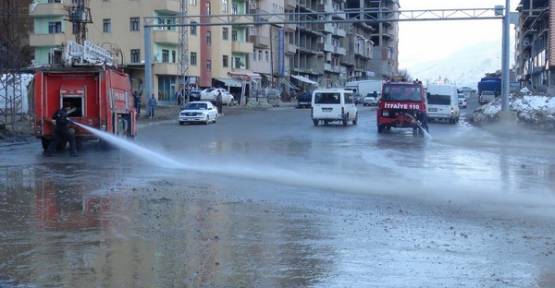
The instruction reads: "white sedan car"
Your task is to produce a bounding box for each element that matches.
[200,88,235,105]
[178,101,218,125]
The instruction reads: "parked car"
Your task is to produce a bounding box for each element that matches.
[200,88,235,105]
[426,84,460,124]
[188,89,201,101]
[458,93,467,109]
[296,92,312,108]
[178,101,218,125]
[311,88,358,126]
[363,92,379,106]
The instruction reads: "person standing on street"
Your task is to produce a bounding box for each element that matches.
[45,103,78,157]
[216,90,223,115]
[133,91,141,116]
[148,94,157,119]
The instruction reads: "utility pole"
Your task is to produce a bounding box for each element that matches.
[501,0,511,112]
[179,0,189,102]
[68,0,92,44]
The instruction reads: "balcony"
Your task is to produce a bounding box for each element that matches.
[29,2,66,17]
[153,0,180,13]
[324,23,346,37]
[324,63,341,73]
[324,42,334,52]
[232,41,253,53]
[287,44,297,54]
[250,35,270,48]
[335,46,346,55]
[153,30,179,44]
[29,33,66,47]
[324,23,334,34]
[231,15,253,24]
[154,63,178,75]
[284,23,297,32]
[336,27,346,37]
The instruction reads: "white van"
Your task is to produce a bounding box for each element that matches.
[311,89,358,126]
[426,84,460,124]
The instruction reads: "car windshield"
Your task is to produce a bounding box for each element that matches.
[428,94,451,105]
[185,103,208,110]
[382,85,422,101]
[314,92,341,104]
[458,94,465,98]
[366,93,377,98]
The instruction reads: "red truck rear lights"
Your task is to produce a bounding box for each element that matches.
[382,110,390,117]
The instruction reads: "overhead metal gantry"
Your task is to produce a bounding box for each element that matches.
[142,5,511,110]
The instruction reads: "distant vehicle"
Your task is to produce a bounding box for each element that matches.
[200,88,235,105]
[479,90,496,104]
[478,76,501,104]
[426,84,460,124]
[311,88,358,126]
[346,80,383,100]
[377,82,428,134]
[189,89,201,101]
[296,92,312,108]
[458,93,468,109]
[178,101,218,125]
[363,92,379,106]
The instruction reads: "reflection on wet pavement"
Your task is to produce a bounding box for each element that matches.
[1,107,554,287]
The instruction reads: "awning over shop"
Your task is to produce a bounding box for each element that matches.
[215,77,242,88]
[228,72,262,81]
[291,75,318,86]
[282,79,300,90]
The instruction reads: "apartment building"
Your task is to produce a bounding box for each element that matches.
[29,0,255,102]
[515,0,555,93]
[291,0,324,85]
[367,0,399,80]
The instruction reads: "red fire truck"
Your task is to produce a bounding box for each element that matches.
[377,81,429,134]
[33,41,136,151]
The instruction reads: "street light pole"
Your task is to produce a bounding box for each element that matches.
[501,0,511,112]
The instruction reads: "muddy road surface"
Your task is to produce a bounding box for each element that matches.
[1,105,555,287]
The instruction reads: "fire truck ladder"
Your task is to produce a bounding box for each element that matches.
[64,41,114,66]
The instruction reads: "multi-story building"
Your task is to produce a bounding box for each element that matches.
[321,0,347,87]
[29,0,256,103]
[292,0,324,85]
[367,0,399,80]
[515,0,554,93]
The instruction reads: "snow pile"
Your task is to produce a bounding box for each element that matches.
[472,95,555,129]
[511,96,555,128]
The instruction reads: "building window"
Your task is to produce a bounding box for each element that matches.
[162,49,170,63]
[190,22,197,35]
[223,55,229,67]
[172,50,176,63]
[222,27,229,40]
[232,3,238,14]
[206,2,211,15]
[190,0,197,6]
[49,0,62,2]
[130,17,140,31]
[103,19,111,33]
[207,31,211,46]
[258,50,262,61]
[72,23,79,34]
[222,0,228,12]
[48,21,62,34]
[234,57,242,69]
[190,52,197,65]
[265,51,269,62]
[232,30,237,41]
[206,59,212,71]
[130,49,140,63]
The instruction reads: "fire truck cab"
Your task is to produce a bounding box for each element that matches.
[377,82,429,134]
[33,41,136,151]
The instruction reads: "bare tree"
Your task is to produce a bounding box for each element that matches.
[0,0,32,130]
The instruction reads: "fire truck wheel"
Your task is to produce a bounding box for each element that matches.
[378,125,385,133]
[76,139,83,151]
[41,138,51,152]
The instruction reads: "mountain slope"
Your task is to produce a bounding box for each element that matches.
[405,42,503,88]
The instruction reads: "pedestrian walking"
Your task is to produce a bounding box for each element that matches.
[216,91,223,115]
[176,90,183,106]
[148,94,157,119]
[133,91,141,116]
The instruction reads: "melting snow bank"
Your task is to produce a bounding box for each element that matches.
[472,95,555,129]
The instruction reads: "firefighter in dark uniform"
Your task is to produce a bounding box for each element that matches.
[45,104,78,157]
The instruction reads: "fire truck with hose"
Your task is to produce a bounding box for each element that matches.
[377,81,429,135]
[33,41,137,151]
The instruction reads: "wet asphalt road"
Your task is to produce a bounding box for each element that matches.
[1,101,555,287]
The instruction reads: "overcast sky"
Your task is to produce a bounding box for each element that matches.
[399,0,519,69]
